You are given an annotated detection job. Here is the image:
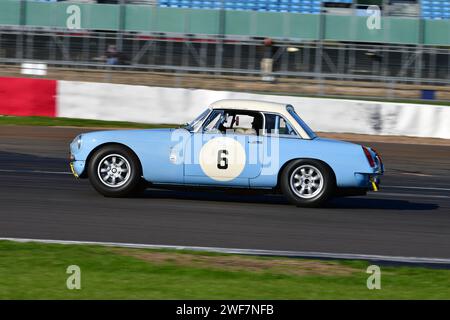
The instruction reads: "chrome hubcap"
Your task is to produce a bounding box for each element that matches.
[97,154,131,188]
[290,165,324,199]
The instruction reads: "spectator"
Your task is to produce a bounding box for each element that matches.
[106,45,119,66]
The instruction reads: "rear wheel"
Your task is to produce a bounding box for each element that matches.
[88,145,143,197]
[280,159,335,207]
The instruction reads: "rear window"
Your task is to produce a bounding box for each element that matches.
[264,113,297,136]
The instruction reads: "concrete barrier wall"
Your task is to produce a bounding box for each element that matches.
[58,81,450,139]
[0,77,56,117]
[0,76,448,139]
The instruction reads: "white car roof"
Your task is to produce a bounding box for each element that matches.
[208,99,312,139]
[209,99,288,113]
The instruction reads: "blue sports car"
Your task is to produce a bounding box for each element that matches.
[70,99,384,207]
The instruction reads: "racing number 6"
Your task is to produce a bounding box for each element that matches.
[217,149,228,170]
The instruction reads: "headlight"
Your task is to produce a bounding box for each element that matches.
[76,135,82,150]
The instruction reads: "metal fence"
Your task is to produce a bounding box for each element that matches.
[0,28,449,85]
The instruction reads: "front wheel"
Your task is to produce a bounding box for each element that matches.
[280,159,335,207]
[88,145,143,197]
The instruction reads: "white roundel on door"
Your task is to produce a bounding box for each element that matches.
[199,137,246,181]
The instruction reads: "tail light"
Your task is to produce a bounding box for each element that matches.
[362,146,375,167]
[372,147,384,172]
[371,148,383,164]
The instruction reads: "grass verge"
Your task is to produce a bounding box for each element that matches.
[0,115,176,129]
[0,240,449,299]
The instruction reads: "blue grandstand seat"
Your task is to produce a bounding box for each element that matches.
[156,0,449,20]
[243,3,256,10]
[290,5,301,12]
[421,0,449,19]
[234,2,247,10]
[224,2,234,9]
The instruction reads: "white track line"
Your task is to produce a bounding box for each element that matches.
[1,237,450,265]
[371,192,450,199]
[0,169,448,193]
[383,185,450,192]
[0,169,71,175]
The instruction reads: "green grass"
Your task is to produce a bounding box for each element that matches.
[0,240,449,299]
[0,115,177,129]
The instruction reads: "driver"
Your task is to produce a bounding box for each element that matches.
[251,116,263,136]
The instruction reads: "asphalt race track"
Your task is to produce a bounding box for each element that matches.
[1,126,450,260]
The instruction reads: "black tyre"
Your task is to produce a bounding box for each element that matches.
[280,159,335,207]
[88,145,143,197]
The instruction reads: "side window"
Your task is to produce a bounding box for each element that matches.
[264,113,297,136]
[202,110,264,135]
[279,117,292,135]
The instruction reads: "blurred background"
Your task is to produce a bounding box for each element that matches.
[0,0,448,101]
[1,3,450,299]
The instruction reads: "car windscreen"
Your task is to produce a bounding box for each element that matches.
[286,105,317,139]
[185,108,210,131]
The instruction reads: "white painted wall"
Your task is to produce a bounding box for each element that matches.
[57,81,450,139]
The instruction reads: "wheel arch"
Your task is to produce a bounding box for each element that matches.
[275,158,337,190]
[81,142,143,178]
